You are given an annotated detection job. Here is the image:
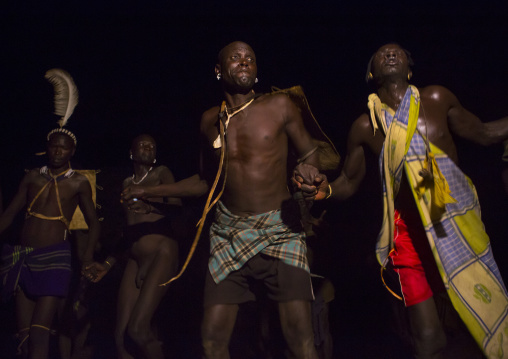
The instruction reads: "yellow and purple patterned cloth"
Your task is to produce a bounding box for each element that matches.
[1,241,72,301]
[370,86,508,358]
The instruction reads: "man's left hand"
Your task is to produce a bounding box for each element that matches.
[293,163,329,200]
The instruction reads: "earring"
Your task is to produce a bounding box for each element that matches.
[217,73,221,80]
[408,73,412,80]
[130,154,133,160]
[153,159,157,164]
[255,78,258,83]
[368,72,373,80]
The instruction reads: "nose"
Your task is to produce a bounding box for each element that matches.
[239,57,249,66]
[385,50,397,59]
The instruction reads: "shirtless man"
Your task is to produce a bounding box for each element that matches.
[120,134,183,358]
[295,43,508,358]
[0,130,100,359]
[122,41,320,359]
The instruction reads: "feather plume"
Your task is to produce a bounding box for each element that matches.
[44,68,79,128]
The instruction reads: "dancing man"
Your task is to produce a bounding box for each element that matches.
[295,43,508,358]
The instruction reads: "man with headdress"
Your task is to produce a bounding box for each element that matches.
[295,43,508,358]
[121,41,339,358]
[0,70,100,359]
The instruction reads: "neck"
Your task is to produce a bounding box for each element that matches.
[48,163,71,176]
[133,163,153,177]
[377,78,409,109]
[224,89,255,110]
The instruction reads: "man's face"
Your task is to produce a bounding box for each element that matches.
[216,42,257,92]
[371,44,410,79]
[131,135,156,165]
[47,133,75,168]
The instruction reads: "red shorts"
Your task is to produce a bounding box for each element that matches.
[389,210,433,307]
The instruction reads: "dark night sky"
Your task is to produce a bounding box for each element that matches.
[2,1,507,173]
[1,1,508,357]
[1,0,508,272]
[1,3,507,250]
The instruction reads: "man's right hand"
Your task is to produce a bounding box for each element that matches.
[292,163,329,201]
[82,261,111,283]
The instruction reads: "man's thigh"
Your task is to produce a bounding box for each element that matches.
[278,300,314,336]
[262,256,314,302]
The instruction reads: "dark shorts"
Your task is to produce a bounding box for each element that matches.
[118,217,175,253]
[204,253,314,307]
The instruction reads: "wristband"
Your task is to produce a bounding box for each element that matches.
[325,184,332,199]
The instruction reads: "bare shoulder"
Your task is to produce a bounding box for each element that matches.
[26,168,41,178]
[262,92,291,104]
[22,168,42,184]
[258,93,301,124]
[200,105,221,130]
[72,171,93,190]
[350,113,374,142]
[154,165,176,184]
[153,165,170,173]
[420,85,457,103]
[260,92,295,110]
[122,176,132,189]
[153,165,173,178]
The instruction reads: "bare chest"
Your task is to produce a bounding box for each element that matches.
[223,112,286,160]
[28,178,79,214]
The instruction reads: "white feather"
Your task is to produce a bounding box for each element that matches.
[44,68,79,128]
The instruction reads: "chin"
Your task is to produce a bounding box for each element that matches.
[236,81,254,91]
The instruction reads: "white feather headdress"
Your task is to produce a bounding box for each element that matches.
[45,68,79,145]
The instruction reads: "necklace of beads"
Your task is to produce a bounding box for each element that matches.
[131,167,153,185]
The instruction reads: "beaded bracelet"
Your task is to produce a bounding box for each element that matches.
[325,184,332,199]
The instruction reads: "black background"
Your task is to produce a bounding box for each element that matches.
[1,1,508,358]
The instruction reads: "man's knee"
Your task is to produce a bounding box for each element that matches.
[201,319,234,358]
[202,337,229,358]
[201,322,231,348]
[126,318,152,346]
[156,239,178,270]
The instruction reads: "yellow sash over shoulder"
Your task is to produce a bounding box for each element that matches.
[370,86,508,358]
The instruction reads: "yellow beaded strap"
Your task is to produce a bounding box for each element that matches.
[26,168,72,228]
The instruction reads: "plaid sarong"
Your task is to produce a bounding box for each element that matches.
[371,86,508,357]
[208,201,309,283]
[0,241,72,302]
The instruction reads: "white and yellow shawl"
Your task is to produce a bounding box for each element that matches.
[370,85,508,358]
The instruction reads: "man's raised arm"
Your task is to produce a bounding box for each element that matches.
[443,86,508,146]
